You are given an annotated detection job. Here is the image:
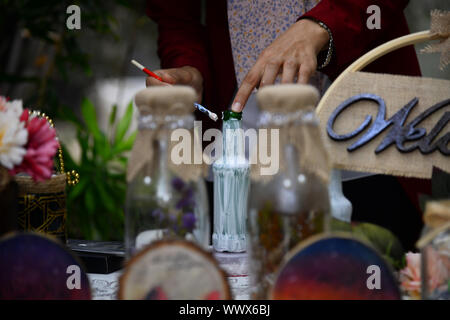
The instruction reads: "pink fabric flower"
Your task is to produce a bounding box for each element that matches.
[400,252,421,297]
[427,248,449,292]
[400,250,449,299]
[10,110,59,181]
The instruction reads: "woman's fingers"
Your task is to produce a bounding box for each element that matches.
[146,70,174,87]
[231,65,263,112]
[260,60,281,87]
[145,66,203,102]
[298,58,316,84]
[230,19,331,112]
[281,59,298,84]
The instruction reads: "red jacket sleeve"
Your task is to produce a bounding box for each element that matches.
[146,0,210,91]
[301,0,419,79]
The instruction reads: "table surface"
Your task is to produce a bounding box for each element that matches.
[88,251,251,300]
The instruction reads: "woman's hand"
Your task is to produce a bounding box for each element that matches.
[146,66,203,102]
[231,19,329,112]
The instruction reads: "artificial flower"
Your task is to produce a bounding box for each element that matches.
[176,188,195,210]
[171,177,185,191]
[151,208,164,222]
[0,97,24,118]
[182,212,196,231]
[0,98,28,170]
[10,112,59,181]
[399,250,449,299]
[427,248,449,292]
[399,252,421,298]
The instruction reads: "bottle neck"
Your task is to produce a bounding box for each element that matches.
[156,138,169,168]
[138,114,194,131]
[222,110,242,121]
[258,109,317,128]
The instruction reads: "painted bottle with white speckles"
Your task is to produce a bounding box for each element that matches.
[212,111,250,253]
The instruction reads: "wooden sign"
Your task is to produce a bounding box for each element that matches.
[0,232,91,299]
[316,71,449,179]
[270,234,401,300]
[119,240,231,300]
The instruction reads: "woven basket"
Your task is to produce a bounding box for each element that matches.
[14,174,67,244]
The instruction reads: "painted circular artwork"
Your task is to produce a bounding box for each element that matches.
[0,232,91,299]
[270,234,401,300]
[119,240,231,300]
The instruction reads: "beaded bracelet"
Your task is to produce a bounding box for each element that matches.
[298,17,334,70]
[315,20,334,70]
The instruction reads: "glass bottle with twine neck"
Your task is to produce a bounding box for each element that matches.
[125,86,209,259]
[248,84,331,299]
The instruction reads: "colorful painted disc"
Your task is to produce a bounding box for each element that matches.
[270,234,401,300]
[0,232,91,299]
[119,240,231,300]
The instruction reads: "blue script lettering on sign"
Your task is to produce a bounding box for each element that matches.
[326,93,450,155]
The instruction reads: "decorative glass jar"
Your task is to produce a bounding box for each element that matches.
[212,110,250,252]
[125,86,209,259]
[418,200,450,300]
[248,84,331,299]
[420,226,450,300]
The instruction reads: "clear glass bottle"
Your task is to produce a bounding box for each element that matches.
[417,203,450,300]
[420,226,450,300]
[125,86,209,259]
[248,84,331,299]
[212,110,250,252]
[328,169,352,222]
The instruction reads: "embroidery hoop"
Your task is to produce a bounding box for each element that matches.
[316,28,448,115]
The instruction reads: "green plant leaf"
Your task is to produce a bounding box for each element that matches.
[93,132,111,161]
[93,177,117,213]
[81,98,101,140]
[76,130,90,164]
[67,177,89,203]
[115,156,129,167]
[114,101,133,145]
[84,186,96,215]
[352,222,405,270]
[109,104,118,127]
[113,130,136,154]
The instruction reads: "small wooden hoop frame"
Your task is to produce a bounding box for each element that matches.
[316,30,445,114]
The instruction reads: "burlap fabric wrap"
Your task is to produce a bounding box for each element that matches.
[417,199,450,249]
[421,10,450,70]
[423,200,450,229]
[14,174,66,194]
[316,71,450,178]
[253,84,330,183]
[0,166,10,192]
[127,86,205,183]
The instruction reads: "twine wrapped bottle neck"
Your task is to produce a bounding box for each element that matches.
[257,108,318,128]
[138,114,195,130]
[128,86,204,183]
[251,84,330,184]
